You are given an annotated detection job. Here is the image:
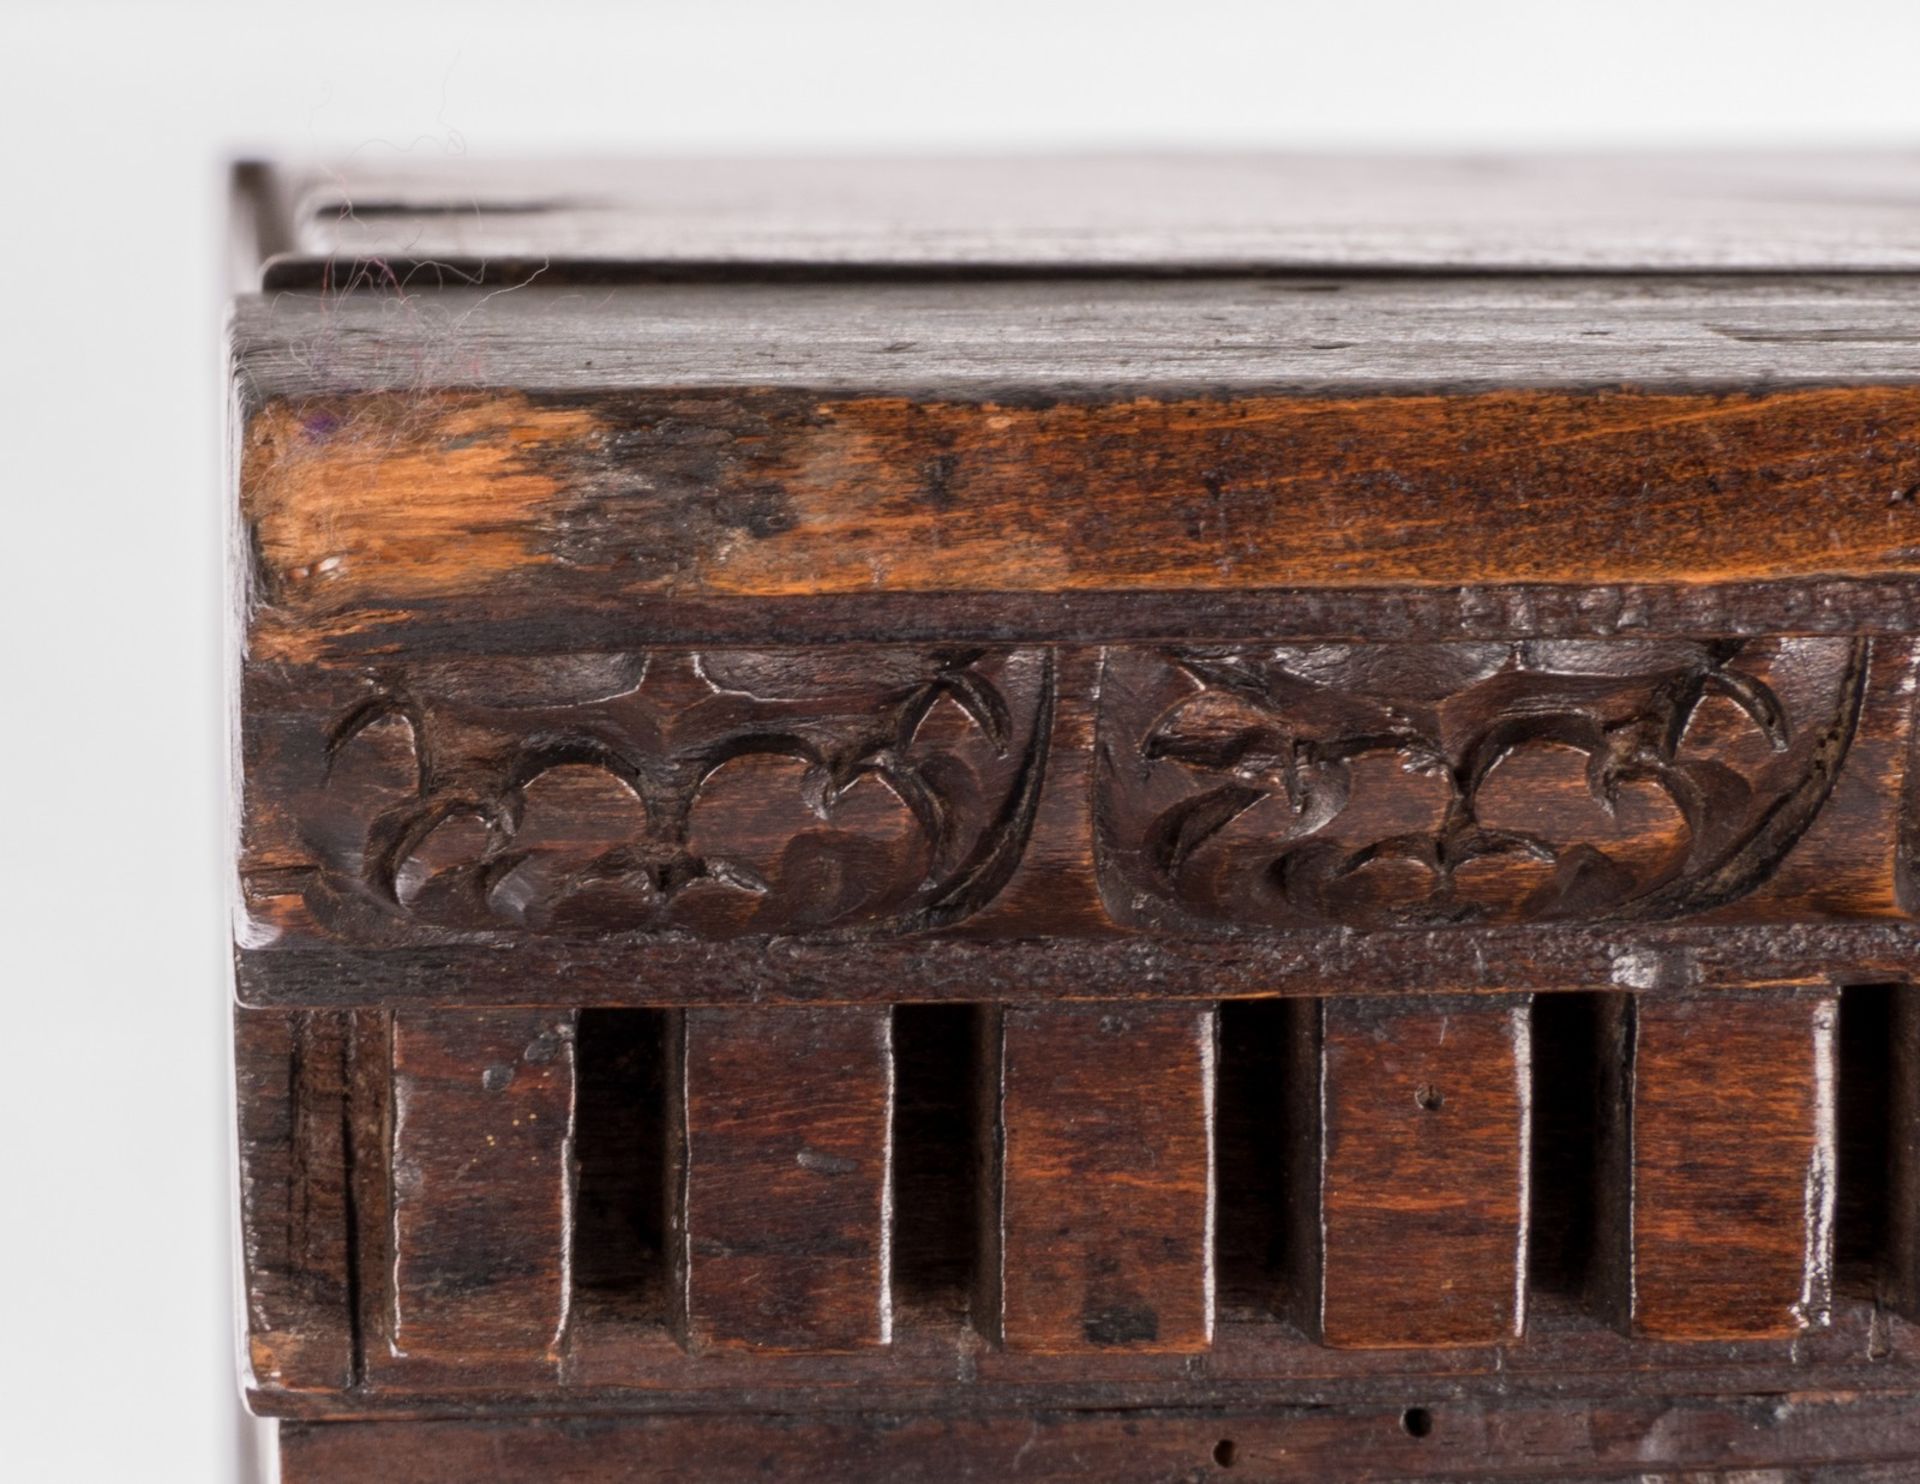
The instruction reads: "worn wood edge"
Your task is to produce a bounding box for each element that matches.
[241,582,1920,661]
[1595,994,1841,1343]
[269,1390,1920,1482]
[232,1008,356,1392]
[247,1301,1920,1419]
[243,1294,1920,1426]
[232,381,1920,658]
[250,1366,1920,1428]
[233,923,1918,1009]
[229,279,1920,406]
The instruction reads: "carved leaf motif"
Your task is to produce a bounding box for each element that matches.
[310,648,1050,939]
[1108,638,1866,929]
[929,668,1012,754]
[1145,692,1296,784]
[1152,784,1267,875]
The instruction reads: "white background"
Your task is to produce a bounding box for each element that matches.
[3,3,1920,1478]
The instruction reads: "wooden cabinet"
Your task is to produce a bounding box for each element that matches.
[231,154,1920,1479]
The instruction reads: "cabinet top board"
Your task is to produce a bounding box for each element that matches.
[237,152,1920,283]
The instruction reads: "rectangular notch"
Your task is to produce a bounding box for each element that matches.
[1876,987,1920,1317]
[1527,992,1609,1313]
[1837,984,1896,1300]
[890,1004,987,1325]
[572,1009,671,1325]
[1213,999,1293,1319]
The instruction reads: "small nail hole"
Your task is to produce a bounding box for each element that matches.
[1213,1438,1237,1467]
[1401,1406,1434,1438]
[1414,1084,1443,1111]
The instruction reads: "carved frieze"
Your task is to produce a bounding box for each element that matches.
[1095,639,1869,931]
[242,637,1904,950]
[248,648,1053,940]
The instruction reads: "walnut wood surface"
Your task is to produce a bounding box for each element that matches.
[240,387,1920,661]
[1597,993,1836,1340]
[386,1011,574,1366]
[234,1009,354,1392]
[673,1007,893,1352]
[230,157,1920,1482]
[990,1004,1216,1353]
[236,636,1913,997]
[236,995,1920,1412]
[238,924,1920,1011]
[1297,996,1529,1349]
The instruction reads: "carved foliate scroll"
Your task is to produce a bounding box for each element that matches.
[254,648,1053,941]
[1095,639,1868,931]
[242,636,1905,950]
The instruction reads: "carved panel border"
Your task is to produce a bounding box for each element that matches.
[238,636,1919,994]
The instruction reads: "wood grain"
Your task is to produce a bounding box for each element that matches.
[673,1007,893,1352]
[386,1010,575,1365]
[1725,638,1919,923]
[258,1291,1920,1418]
[236,634,1901,977]
[235,920,1920,1010]
[1597,993,1836,1340]
[230,154,1920,1482]
[241,387,1920,660]
[234,1007,355,1391]
[990,1003,1216,1353]
[232,277,1920,405]
[1294,996,1531,1349]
